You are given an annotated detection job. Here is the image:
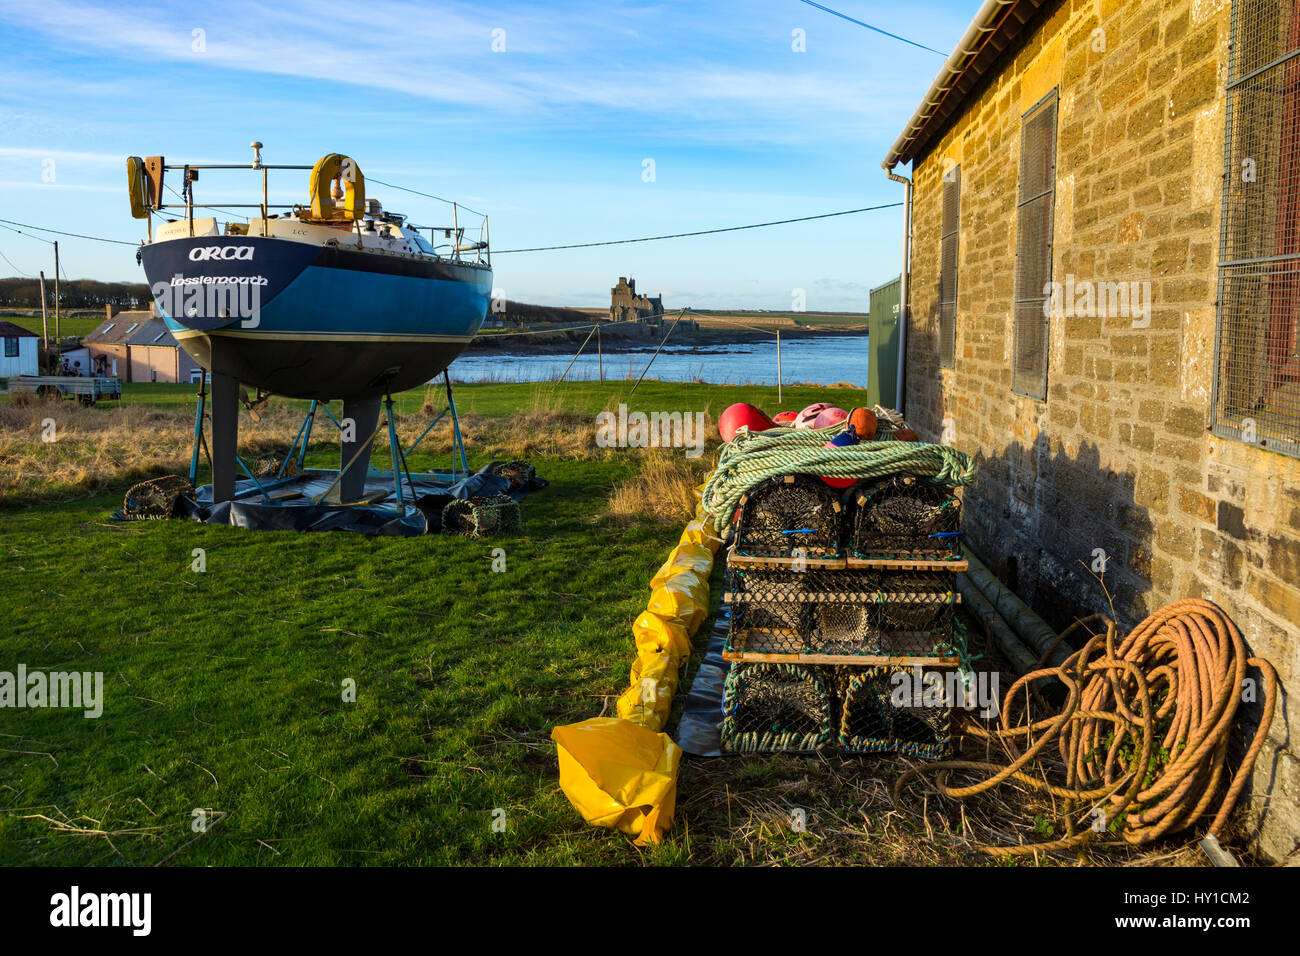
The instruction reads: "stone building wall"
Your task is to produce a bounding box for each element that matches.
[904,0,1298,859]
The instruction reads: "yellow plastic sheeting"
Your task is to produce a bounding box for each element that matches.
[646,572,709,633]
[551,495,720,844]
[616,647,681,728]
[650,542,714,590]
[679,518,723,553]
[632,611,692,658]
[552,718,681,845]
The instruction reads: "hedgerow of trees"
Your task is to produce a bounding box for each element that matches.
[0,278,151,310]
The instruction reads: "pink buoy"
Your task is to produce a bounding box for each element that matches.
[812,406,848,429]
[794,402,831,428]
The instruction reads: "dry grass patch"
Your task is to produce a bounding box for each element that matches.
[0,400,303,507]
[607,450,715,524]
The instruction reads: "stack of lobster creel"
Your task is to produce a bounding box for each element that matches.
[713,401,973,760]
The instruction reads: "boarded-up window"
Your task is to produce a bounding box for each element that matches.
[1212,1,1300,457]
[938,165,960,369]
[1012,90,1058,400]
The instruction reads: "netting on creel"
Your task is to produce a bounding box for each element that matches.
[121,475,194,520]
[721,663,836,753]
[724,566,813,648]
[441,494,522,537]
[837,665,953,758]
[251,452,300,480]
[725,567,959,657]
[848,474,962,560]
[489,460,536,492]
[733,474,843,558]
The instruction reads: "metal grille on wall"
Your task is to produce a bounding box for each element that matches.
[939,165,960,369]
[1213,0,1300,458]
[1012,90,1058,401]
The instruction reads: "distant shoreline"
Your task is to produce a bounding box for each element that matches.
[466,324,866,356]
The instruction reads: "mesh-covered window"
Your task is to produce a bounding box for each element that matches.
[1213,1,1300,457]
[1012,90,1058,400]
[938,165,960,369]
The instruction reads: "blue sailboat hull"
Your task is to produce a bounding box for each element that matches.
[141,236,491,399]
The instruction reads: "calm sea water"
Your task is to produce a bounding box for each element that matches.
[448,334,870,387]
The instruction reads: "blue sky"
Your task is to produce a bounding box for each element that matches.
[0,0,971,310]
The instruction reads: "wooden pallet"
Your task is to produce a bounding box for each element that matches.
[726,551,968,572]
[722,626,960,666]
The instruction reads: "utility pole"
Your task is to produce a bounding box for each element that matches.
[38,271,49,373]
[52,241,60,355]
[776,329,783,405]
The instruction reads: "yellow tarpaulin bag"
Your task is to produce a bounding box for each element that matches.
[552,717,682,845]
[646,572,708,632]
[616,648,680,728]
[679,518,723,553]
[649,542,714,590]
[551,486,720,844]
[632,610,691,658]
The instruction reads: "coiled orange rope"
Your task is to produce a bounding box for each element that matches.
[893,599,1278,856]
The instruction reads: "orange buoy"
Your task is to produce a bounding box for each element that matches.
[848,407,878,440]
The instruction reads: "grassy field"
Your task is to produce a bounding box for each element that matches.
[689,310,868,330]
[0,380,1221,866]
[1,312,103,340]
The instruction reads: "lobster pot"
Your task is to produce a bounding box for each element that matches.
[489,459,536,492]
[725,568,957,659]
[838,665,953,759]
[252,450,300,479]
[872,571,959,657]
[721,663,836,753]
[724,565,813,651]
[734,474,843,558]
[122,475,193,520]
[442,494,522,537]
[848,474,962,560]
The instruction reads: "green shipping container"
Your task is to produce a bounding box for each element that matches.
[867,276,901,410]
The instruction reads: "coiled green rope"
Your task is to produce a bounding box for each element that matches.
[702,425,976,533]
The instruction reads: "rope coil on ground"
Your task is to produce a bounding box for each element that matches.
[893,599,1278,857]
[701,426,975,534]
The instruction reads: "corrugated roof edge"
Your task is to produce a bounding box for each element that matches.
[882,0,1052,170]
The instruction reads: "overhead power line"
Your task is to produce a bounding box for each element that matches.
[0,217,136,247]
[493,203,902,254]
[797,0,948,56]
[0,219,55,245]
[0,246,33,277]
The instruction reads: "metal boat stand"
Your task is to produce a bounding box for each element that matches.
[187,369,469,516]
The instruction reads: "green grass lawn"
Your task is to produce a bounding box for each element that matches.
[99,379,863,417]
[0,380,884,866]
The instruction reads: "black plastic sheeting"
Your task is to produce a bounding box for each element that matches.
[674,612,733,757]
[114,463,546,537]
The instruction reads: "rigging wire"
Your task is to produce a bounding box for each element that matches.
[367,177,487,219]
